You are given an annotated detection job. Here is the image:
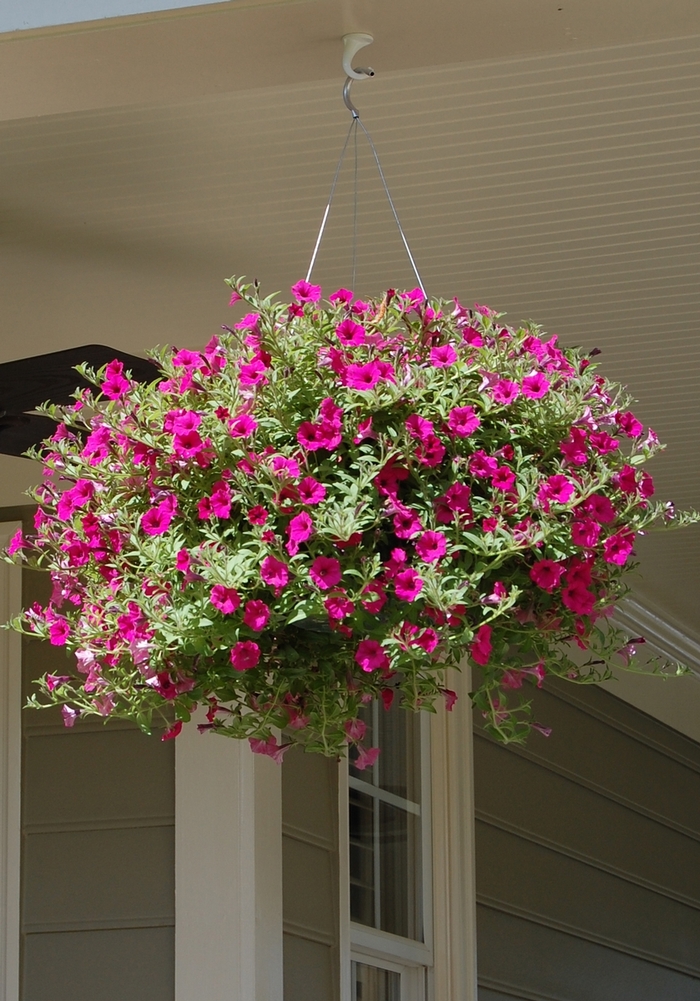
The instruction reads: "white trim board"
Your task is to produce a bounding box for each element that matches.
[607,598,700,745]
[0,523,22,1001]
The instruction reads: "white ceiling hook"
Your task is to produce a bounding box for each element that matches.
[342,32,374,81]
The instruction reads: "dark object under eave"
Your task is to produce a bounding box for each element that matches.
[0,345,160,457]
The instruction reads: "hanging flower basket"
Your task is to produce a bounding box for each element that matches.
[5,278,697,762]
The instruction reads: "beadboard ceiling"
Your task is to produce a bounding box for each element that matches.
[0,4,698,640]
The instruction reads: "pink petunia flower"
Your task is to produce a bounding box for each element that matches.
[229,414,258,438]
[210,481,232,519]
[329,287,353,305]
[336,318,366,346]
[614,465,638,495]
[470,624,493,666]
[469,450,499,478]
[491,380,520,405]
[48,617,71,646]
[249,735,290,764]
[346,361,383,391]
[491,466,516,492]
[394,568,423,601]
[260,556,290,590]
[603,530,635,565]
[354,416,374,444]
[230,640,261,671]
[61,705,80,728]
[297,477,326,505]
[286,512,313,555]
[210,585,241,615]
[353,745,381,771]
[393,507,423,540]
[405,414,435,441]
[360,582,387,613]
[583,494,616,523]
[101,359,131,399]
[415,433,446,467]
[537,474,575,506]
[141,502,175,536]
[430,344,458,367]
[529,559,565,592]
[270,455,301,479]
[617,410,643,437]
[247,506,269,525]
[444,482,472,511]
[291,279,322,304]
[325,590,354,621]
[589,431,619,455]
[561,584,596,616]
[560,427,588,466]
[345,718,367,742]
[448,406,481,437]
[571,520,601,548]
[7,527,25,555]
[243,599,271,631]
[412,627,439,653]
[415,531,447,563]
[521,372,551,399]
[355,638,389,673]
[309,556,342,590]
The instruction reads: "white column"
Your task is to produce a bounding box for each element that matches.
[175,718,284,1001]
[0,523,22,1001]
[429,663,478,1001]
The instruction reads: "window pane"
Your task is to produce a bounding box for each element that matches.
[379,802,422,940]
[352,961,401,1001]
[349,789,375,926]
[377,704,421,803]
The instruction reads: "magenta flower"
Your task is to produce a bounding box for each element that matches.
[430,344,458,367]
[239,358,268,387]
[260,556,290,590]
[6,527,24,555]
[443,482,472,511]
[355,638,389,673]
[529,559,565,592]
[469,450,498,477]
[470,624,493,666]
[141,503,175,536]
[229,414,258,438]
[165,409,201,434]
[346,361,382,391]
[461,325,483,347]
[228,290,242,306]
[48,617,70,646]
[243,599,271,631]
[247,506,269,526]
[336,318,366,346]
[270,456,300,479]
[172,348,203,368]
[561,584,596,616]
[329,287,353,305]
[325,590,354,620]
[61,706,79,728]
[297,477,326,505]
[173,429,204,458]
[310,556,342,590]
[521,372,551,399]
[176,550,191,574]
[291,279,322,304]
[320,397,343,427]
[405,414,435,441]
[491,380,520,405]
[617,410,643,437]
[415,433,446,467]
[297,421,341,451]
[354,416,374,444]
[614,465,638,495]
[571,520,601,548]
[413,627,439,653]
[538,474,575,506]
[393,508,423,540]
[46,674,70,692]
[345,718,367,742]
[448,406,481,437]
[360,582,387,613]
[583,494,616,524]
[209,481,232,519]
[603,530,635,565]
[394,568,423,601]
[101,359,131,399]
[491,466,516,492]
[560,428,588,466]
[249,735,290,764]
[415,531,447,563]
[589,431,619,455]
[639,471,654,498]
[230,640,261,671]
[286,512,313,555]
[210,585,241,615]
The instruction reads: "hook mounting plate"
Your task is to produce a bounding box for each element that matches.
[342,32,374,80]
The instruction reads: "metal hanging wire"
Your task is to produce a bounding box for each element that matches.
[305,37,426,295]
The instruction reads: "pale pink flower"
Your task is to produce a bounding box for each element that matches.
[354,745,381,771]
[355,639,389,673]
[46,674,70,692]
[345,718,366,742]
[230,640,261,671]
[61,705,79,728]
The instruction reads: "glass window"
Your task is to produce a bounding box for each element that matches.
[352,960,401,1001]
[349,698,424,941]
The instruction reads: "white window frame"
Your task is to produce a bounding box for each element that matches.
[340,668,478,1001]
[0,522,22,1001]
